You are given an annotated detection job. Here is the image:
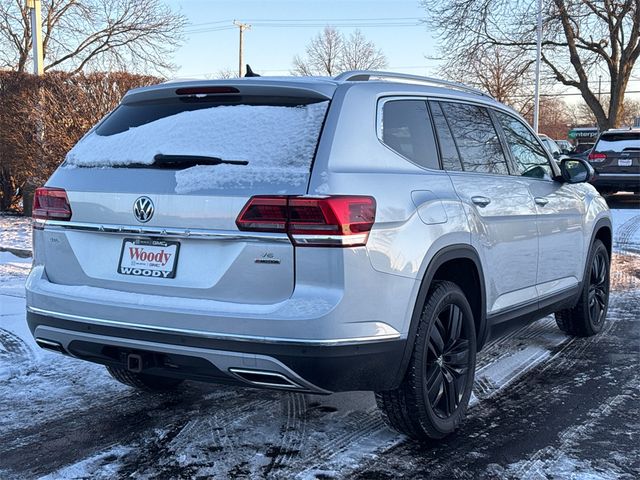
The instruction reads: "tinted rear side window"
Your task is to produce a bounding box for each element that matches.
[381,100,439,169]
[440,102,510,175]
[429,101,463,171]
[594,132,640,153]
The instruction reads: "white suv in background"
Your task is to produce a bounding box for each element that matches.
[27,71,611,440]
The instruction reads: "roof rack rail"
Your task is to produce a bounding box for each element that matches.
[334,70,493,99]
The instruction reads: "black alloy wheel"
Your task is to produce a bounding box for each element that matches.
[425,303,471,419]
[588,248,608,327]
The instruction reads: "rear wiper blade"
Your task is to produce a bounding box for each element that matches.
[152,154,248,168]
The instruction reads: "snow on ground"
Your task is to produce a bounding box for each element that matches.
[0,214,32,251]
[0,196,638,479]
[63,102,328,192]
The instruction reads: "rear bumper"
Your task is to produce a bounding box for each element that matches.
[591,172,640,191]
[27,309,406,393]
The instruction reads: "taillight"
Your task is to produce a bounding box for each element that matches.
[33,187,72,221]
[236,195,376,247]
[588,152,607,163]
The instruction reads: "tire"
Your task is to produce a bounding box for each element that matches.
[106,366,184,392]
[376,281,477,441]
[555,239,610,337]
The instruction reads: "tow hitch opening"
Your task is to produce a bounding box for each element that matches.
[127,353,143,373]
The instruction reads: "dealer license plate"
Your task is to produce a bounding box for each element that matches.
[118,238,179,279]
[618,159,633,167]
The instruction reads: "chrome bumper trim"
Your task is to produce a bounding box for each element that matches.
[27,306,402,346]
[37,220,290,243]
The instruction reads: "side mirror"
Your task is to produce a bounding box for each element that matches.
[559,158,594,184]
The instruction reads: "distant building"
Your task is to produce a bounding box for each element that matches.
[568,127,599,153]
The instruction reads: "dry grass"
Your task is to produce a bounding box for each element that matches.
[611,252,640,291]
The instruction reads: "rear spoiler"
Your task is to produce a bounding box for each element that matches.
[123,79,336,104]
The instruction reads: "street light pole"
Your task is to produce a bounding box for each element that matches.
[533,0,542,133]
[27,0,43,75]
[233,21,251,77]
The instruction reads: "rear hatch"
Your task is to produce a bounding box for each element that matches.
[589,131,640,174]
[39,81,332,304]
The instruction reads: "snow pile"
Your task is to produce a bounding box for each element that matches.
[64,101,329,192]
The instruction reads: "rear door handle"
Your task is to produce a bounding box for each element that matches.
[471,196,491,207]
[534,197,549,206]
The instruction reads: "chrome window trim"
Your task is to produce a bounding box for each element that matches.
[37,220,290,243]
[27,306,402,346]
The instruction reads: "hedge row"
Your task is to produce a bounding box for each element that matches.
[0,71,159,212]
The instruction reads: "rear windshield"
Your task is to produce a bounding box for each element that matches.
[595,132,640,153]
[65,97,329,192]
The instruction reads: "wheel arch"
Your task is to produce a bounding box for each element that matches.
[391,244,486,389]
[592,217,612,258]
[583,216,612,284]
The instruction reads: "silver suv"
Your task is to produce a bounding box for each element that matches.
[26,71,612,440]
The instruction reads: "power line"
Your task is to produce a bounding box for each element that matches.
[188,17,421,28]
[184,20,423,34]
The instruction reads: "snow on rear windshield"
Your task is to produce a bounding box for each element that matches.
[64,101,329,191]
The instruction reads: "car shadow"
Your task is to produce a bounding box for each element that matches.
[604,192,640,209]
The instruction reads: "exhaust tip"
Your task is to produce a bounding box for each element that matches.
[229,368,303,390]
[35,338,67,355]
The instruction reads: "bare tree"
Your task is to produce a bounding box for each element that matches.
[443,45,533,103]
[292,26,343,76]
[569,96,640,127]
[421,0,640,130]
[213,68,238,80]
[620,98,640,126]
[339,29,387,71]
[0,0,186,75]
[535,97,572,139]
[292,26,387,76]
[440,44,534,113]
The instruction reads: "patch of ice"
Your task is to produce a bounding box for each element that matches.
[501,452,627,480]
[40,445,133,480]
[64,101,328,192]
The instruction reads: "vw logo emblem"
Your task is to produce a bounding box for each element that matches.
[133,196,154,223]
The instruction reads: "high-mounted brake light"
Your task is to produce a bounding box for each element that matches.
[588,152,607,163]
[175,86,240,95]
[236,196,376,247]
[33,187,72,221]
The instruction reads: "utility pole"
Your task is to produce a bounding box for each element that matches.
[27,0,43,75]
[598,75,602,101]
[233,20,251,77]
[533,0,542,133]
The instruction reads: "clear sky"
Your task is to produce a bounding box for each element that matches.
[165,0,438,78]
[164,0,639,102]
